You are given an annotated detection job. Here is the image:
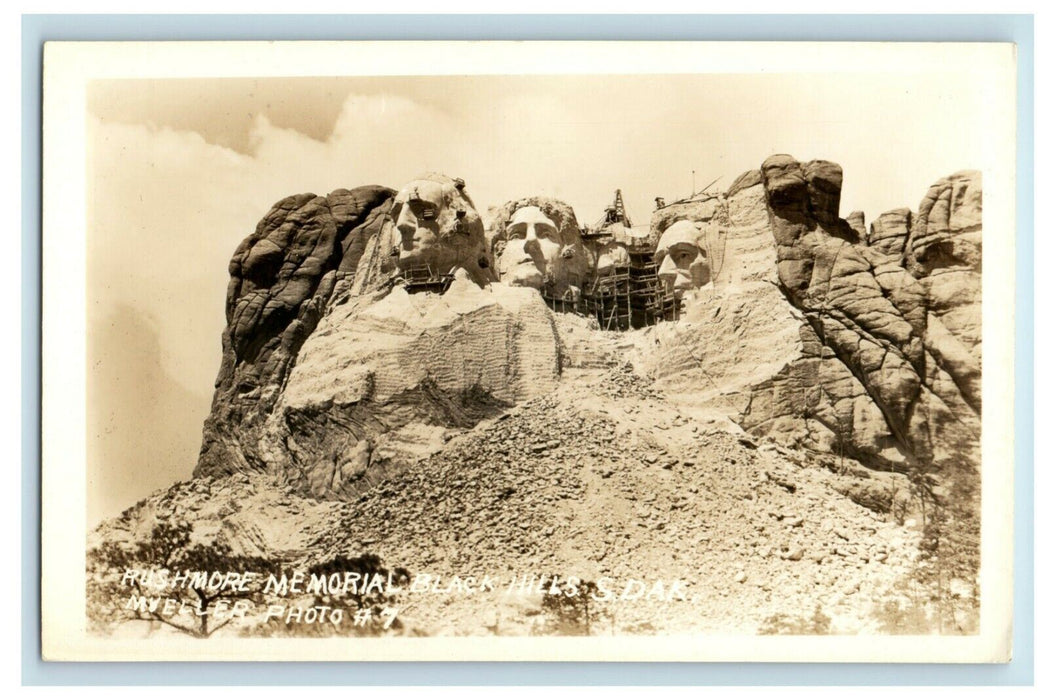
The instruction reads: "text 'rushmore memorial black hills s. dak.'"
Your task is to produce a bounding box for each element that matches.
[88,154,983,640]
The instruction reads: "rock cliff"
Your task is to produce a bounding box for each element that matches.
[197,159,981,503]
[754,155,980,484]
[254,281,561,500]
[120,156,986,638]
[196,179,563,501]
[196,186,396,479]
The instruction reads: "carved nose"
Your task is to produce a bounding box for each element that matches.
[396,207,417,247]
[657,256,677,287]
[522,227,542,260]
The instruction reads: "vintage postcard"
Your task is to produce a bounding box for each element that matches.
[42,41,1016,662]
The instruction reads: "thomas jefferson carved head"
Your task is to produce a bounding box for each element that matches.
[490,197,588,295]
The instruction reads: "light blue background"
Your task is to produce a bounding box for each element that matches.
[22,13,1034,686]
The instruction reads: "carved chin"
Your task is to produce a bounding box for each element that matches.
[504,264,545,289]
[397,244,432,263]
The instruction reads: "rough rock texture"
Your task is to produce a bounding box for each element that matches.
[757,155,980,478]
[639,167,907,478]
[195,186,396,479]
[96,365,922,637]
[639,169,801,413]
[254,280,562,500]
[905,172,982,370]
[97,158,984,640]
[868,208,912,263]
[197,162,981,506]
[650,193,725,239]
[196,181,563,502]
[905,171,982,277]
[845,211,866,240]
[642,158,980,483]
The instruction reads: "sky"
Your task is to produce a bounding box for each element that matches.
[86,72,991,524]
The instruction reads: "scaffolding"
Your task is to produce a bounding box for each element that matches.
[534,189,683,330]
[627,250,681,326]
[589,188,633,234]
[394,263,455,295]
[536,251,680,331]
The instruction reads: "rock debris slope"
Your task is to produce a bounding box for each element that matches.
[257,280,562,500]
[93,156,982,637]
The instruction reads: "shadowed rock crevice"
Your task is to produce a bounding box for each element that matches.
[758,155,980,479]
[196,185,397,478]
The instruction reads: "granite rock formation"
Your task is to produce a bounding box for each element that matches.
[254,281,561,500]
[97,156,984,639]
[195,160,981,505]
[845,211,867,240]
[752,155,980,482]
[197,179,561,500]
[196,186,396,479]
[867,208,912,262]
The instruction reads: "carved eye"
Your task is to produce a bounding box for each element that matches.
[506,224,527,241]
[534,223,558,240]
[673,250,695,266]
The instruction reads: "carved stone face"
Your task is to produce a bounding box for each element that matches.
[388,175,489,282]
[655,220,710,294]
[593,223,651,277]
[499,206,567,288]
[595,241,630,276]
[392,179,446,266]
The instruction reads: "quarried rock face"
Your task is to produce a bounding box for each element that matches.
[194,159,980,508]
[639,167,808,421]
[256,280,562,500]
[195,186,396,478]
[195,179,563,499]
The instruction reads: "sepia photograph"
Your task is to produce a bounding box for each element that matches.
[40,40,1016,662]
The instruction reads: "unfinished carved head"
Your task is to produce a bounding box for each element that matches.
[595,241,631,276]
[389,173,492,284]
[655,220,710,295]
[593,222,651,277]
[491,198,588,294]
